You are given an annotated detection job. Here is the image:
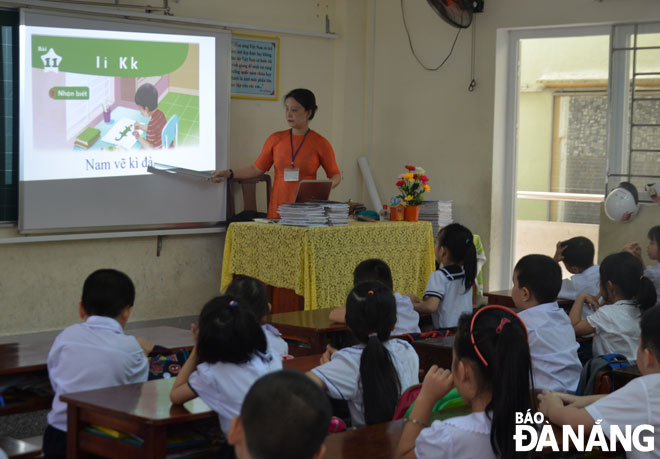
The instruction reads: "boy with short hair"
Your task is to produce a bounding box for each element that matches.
[553,236,600,302]
[43,269,149,457]
[513,254,582,393]
[538,304,660,459]
[328,258,420,335]
[228,369,332,459]
[133,83,167,149]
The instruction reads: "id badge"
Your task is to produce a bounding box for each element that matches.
[284,168,300,182]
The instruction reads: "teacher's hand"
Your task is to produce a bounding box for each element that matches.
[211,170,230,183]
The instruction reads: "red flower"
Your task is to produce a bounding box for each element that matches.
[420,175,429,183]
[405,165,416,171]
[413,174,418,179]
[396,180,406,187]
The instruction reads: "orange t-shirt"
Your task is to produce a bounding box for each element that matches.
[254,129,340,218]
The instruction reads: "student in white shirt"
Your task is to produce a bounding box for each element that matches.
[513,254,582,393]
[308,282,419,426]
[43,269,149,458]
[538,304,660,459]
[624,225,660,304]
[328,258,421,335]
[410,223,477,329]
[170,296,282,439]
[395,305,534,459]
[225,275,289,356]
[553,237,600,310]
[228,370,332,459]
[570,251,657,360]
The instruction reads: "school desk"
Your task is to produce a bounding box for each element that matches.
[61,378,217,459]
[281,354,323,373]
[324,419,404,459]
[410,336,454,377]
[0,326,194,416]
[484,290,573,309]
[220,221,435,312]
[264,309,350,356]
[594,364,642,395]
[0,436,41,459]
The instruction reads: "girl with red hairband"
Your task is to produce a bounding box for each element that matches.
[396,305,534,459]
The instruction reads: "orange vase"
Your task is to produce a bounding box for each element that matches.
[404,205,420,222]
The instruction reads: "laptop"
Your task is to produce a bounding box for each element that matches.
[294,180,333,203]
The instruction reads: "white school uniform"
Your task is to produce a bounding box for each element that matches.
[559,265,600,319]
[393,292,421,335]
[415,411,495,459]
[585,373,660,459]
[517,302,582,393]
[188,350,282,433]
[586,300,641,360]
[424,266,473,329]
[310,338,419,427]
[47,316,149,431]
[262,324,288,356]
[645,263,660,305]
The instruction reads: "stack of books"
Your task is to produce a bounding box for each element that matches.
[74,127,101,149]
[323,202,350,226]
[278,203,328,227]
[420,200,453,237]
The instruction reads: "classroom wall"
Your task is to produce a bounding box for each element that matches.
[599,204,660,265]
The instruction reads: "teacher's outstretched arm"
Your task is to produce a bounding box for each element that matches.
[211,164,265,183]
[330,173,341,188]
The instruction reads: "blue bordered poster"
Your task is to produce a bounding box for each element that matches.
[231,34,279,100]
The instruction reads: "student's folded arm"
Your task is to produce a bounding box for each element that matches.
[413,296,440,314]
[572,319,596,337]
[549,405,596,433]
[328,307,346,323]
[170,348,199,404]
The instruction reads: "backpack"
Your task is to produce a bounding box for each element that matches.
[576,353,631,395]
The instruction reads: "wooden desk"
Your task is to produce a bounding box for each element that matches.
[61,378,217,459]
[610,364,641,392]
[0,326,193,416]
[0,436,41,458]
[324,419,404,459]
[282,354,323,373]
[265,309,349,356]
[410,336,454,377]
[484,290,572,309]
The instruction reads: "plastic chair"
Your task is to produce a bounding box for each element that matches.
[226,174,272,218]
[161,114,178,148]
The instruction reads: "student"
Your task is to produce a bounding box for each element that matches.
[569,251,657,360]
[410,223,477,330]
[395,306,534,459]
[170,295,282,438]
[308,282,419,426]
[228,370,332,459]
[553,236,600,308]
[513,254,582,393]
[225,275,288,356]
[43,269,149,457]
[328,258,421,335]
[624,225,660,303]
[133,83,167,149]
[538,304,660,459]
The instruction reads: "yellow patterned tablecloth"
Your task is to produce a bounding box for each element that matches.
[220,221,436,310]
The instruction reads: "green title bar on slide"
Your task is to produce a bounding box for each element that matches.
[32,35,189,77]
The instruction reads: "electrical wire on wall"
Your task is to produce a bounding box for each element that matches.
[400,0,461,72]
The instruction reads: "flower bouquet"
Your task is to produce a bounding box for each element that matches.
[395,165,430,222]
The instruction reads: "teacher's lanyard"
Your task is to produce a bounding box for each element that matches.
[289,128,310,168]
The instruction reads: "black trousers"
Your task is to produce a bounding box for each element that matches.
[42,424,67,458]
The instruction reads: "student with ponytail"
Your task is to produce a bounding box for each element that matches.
[170,295,282,438]
[410,223,477,329]
[570,251,657,360]
[396,306,534,459]
[308,282,419,426]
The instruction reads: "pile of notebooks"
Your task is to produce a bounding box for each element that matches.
[322,202,350,226]
[278,203,328,227]
[75,127,101,149]
[420,200,453,237]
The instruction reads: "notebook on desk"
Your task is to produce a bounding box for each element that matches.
[294,180,332,203]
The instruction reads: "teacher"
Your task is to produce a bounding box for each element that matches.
[212,88,341,218]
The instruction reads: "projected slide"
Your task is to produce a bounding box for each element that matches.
[21,26,215,181]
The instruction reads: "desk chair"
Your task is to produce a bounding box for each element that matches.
[226,174,272,218]
[161,114,179,148]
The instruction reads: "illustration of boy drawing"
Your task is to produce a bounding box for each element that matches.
[133,83,167,149]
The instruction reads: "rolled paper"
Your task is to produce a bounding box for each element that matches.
[358,156,382,211]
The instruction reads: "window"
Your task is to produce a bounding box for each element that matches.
[0,11,18,223]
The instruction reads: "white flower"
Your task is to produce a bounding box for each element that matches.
[415,167,425,175]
